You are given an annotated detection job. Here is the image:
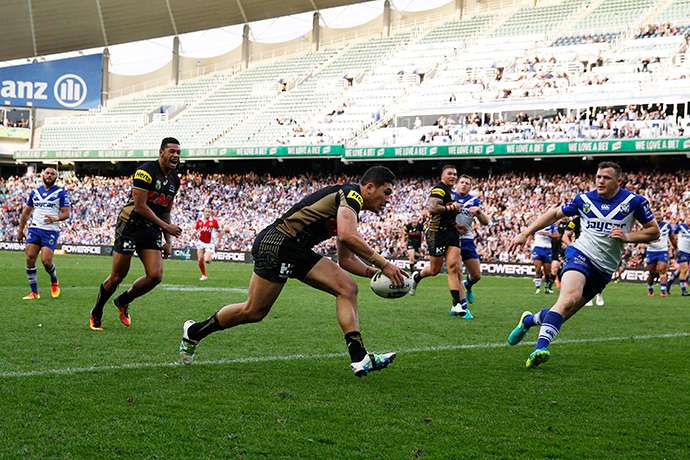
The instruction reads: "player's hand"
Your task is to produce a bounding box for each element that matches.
[508,233,527,253]
[44,215,55,223]
[456,223,469,235]
[17,229,25,243]
[467,206,479,215]
[162,242,172,259]
[382,262,408,289]
[608,227,628,242]
[166,224,182,237]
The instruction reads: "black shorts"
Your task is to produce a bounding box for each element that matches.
[407,242,422,251]
[426,229,460,258]
[252,226,323,284]
[113,219,163,255]
[552,247,565,261]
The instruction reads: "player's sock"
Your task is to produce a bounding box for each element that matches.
[413,272,423,284]
[451,290,461,305]
[345,331,367,362]
[26,267,38,294]
[534,278,541,290]
[465,274,476,289]
[45,263,58,284]
[458,298,468,310]
[117,290,134,306]
[661,283,667,295]
[534,311,564,350]
[647,283,653,293]
[667,271,677,286]
[187,312,223,342]
[92,283,116,318]
[681,279,687,293]
[523,307,551,328]
[199,261,206,276]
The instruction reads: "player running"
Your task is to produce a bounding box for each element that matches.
[455,174,490,305]
[89,137,183,330]
[195,206,219,280]
[403,215,427,273]
[507,162,659,368]
[409,165,471,318]
[531,223,559,295]
[645,210,676,297]
[178,166,408,377]
[17,167,71,299]
[668,217,690,296]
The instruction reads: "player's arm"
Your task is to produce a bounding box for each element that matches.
[509,206,564,252]
[17,205,33,242]
[467,206,490,226]
[45,206,71,224]
[562,229,575,246]
[336,206,407,287]
[609,219,660,243]
[428,196,455,215]
[132,188,182,237]
[669,231,678,251]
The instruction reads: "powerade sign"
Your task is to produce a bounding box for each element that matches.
[0,54,102,110]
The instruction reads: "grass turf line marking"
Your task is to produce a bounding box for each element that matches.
[1,332,688,378]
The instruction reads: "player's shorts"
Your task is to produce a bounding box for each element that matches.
[678,251,690,264]
[562,246,611,303]
[460,238,479,260]
[426,228,460,258]
[26,228,59,251]
[406,242,422,252]
[197,242,216,253]
[552,245,565,261]
[532,246,553,264]
[251,225,322,284]
[113,219,163,255]
[645,250,669,266]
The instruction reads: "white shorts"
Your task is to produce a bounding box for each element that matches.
[197,242,216,253]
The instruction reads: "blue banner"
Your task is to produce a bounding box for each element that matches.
[0,54,102,110]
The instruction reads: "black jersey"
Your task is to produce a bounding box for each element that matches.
[428,182,456,231]
[566,216,581,240]
[273,184,363,249]
[553,220,570,251]
[117,160,180,228]
[404,222,427,246]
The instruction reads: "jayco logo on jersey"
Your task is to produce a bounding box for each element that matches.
[586,221,626,232]
[53,74,87,108]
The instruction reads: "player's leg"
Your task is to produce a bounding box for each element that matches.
[658,260,669,297]
[197,247,207,280]
[551,259,561,288]
[204,248,213,264]
[533,259,544,294]
[447,246,471,317]
[179,272,285,364]
[39,246,60,298]
[462,242,481,304]
[410,254,443,295]
[646,261,657,295]
[118,248,164,302]
[303,257,396,376]
[407,248,416,272]
[23,242,41,298]
[525,270,588,368]
[543,262,553,293]
[679,259,689,295]
[90,251,133,329]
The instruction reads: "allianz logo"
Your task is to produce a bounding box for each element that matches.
[0,73,87,108]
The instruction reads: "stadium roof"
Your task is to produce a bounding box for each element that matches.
[1,0,371,62]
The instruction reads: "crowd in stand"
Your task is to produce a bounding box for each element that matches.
[2,169,688,269]
[634,23,688,39]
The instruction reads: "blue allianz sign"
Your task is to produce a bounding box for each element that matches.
[0,54,102,110]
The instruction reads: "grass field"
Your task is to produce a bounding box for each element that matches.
[1,250,688,459]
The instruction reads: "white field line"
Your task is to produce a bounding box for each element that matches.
[1,332,688,379]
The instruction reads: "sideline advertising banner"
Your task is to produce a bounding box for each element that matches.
[0,54,102,110]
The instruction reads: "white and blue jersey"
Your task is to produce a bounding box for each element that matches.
[561,188,654,275]
[647,221,672,252]
[455,193,483,240]
[27,185,70,231]
[532,224,557,249]
[675,223,690,263]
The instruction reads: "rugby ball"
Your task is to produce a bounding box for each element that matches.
[370,271,413,299]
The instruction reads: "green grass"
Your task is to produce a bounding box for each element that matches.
[0,251,688,459]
